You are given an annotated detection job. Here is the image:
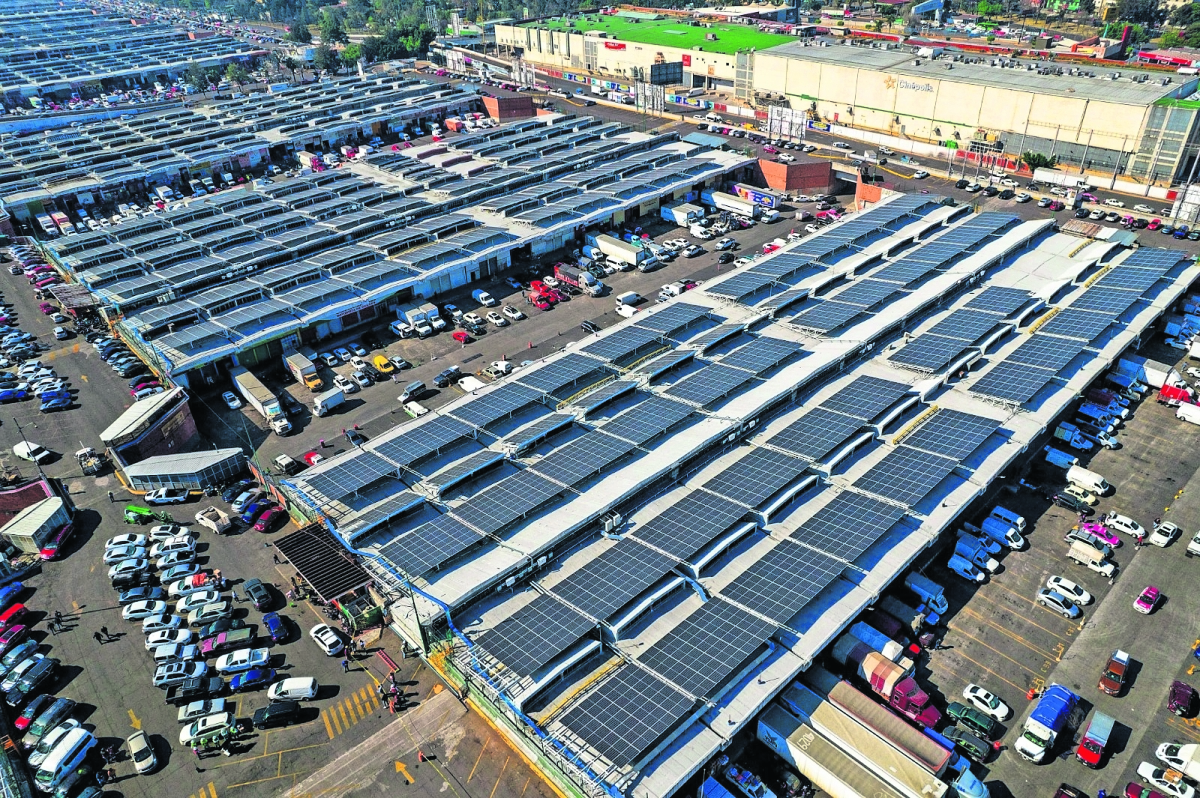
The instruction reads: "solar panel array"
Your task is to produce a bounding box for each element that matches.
[580,326,665,365]
[1038,308,1114,342]
[503,413,575,453]
[767,408,866,462]
[790,300,865,334]
[721,336,804,374]
[758,287,811,313]
[964,286,1032,315]
[573,380,639,415]
[889,334,970,373]
[1005,335,1084,372]
[707,254,821,304]
[450,469,567,535]
[633,302,712,336]
[935,212,1018,248]
[854,446,959,506]
[368,415,474,468]
[550,538,678,620]
[926,310,1004,342]
[530,432,637,485]
[476,594,595,678]
[970,360,1057,404]
[700,448,809,507]
[633,349,695,379]
[663,363,755,406]
[303,452,399,501]
[792,492,907,561]
[720,542,847,624]
[425,450,506,492]
[1068,288,1139,316]
[832,278,902,308]
[515,353,609,395]
[378,513,482,577]
[448,383,543,429]
[819,376,912,420]
[900,409,1001,460]
[688,324,745,351]
[633,491,748,560]
[599,395,695,446]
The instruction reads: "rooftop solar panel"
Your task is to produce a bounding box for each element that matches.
[638,599,777,698]
[854,447,958,506]
[706,272,778,301]
[688,324,744,352]
[750,253,818,279]
[819,376,912,420]
[633,491,748,560]
[900,409,1001,460]
[1094,269,1163,294]
[1038,308,1113,341]
[529,432,637,486]
[633,349,696,379]
[758,287,811,312]
[1006,335,1085,371]
[1068,288,1139,316]
[663,363,755,406]
[767,408,865,461]
[888,334,969,373]
[503,413,575,453]
[448,384,543,429]
[701,447,808,507]
[832,279,899,308]
[574,381,640,414]
[599,395,695,445]
[424,450,506,492]
[721,336,804,374]
[970,361,1056,404]
[378,513,482,576]
[926,310,1003,342]
[792,492,907,561]
[558,666,694,767]
[790,300,865,333]
[476,594,594,677]
[515,353,609,395]
[580,327,665,365]
[720,542,846,624]
[1122,248,1186,273]
[550,538,677,619]
[634,303,711,335]
[869,261,938,286]
[369,416,474,468]
[303,451,399,501]
[904,242,962,266]
[450,469,566,534]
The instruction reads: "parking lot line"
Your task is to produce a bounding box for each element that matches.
[322,708,334,739]
[939,647,1027,692]
[957,607,1063,661]
[327,707,343,735]
[945,622,1046,678]
[973,588,1078,641]
[1166,717,1200,743]
[468,736,491,782]
[352,691,366,719]
[489,756,512,798]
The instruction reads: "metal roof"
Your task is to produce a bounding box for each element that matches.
[274,525,373,603]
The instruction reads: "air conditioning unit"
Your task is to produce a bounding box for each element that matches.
[600,511,623,533]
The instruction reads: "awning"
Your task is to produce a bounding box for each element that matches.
[275,525,372,603]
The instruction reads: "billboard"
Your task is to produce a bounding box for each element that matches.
[649,61,684,86]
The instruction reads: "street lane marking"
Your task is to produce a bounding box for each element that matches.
[328,707,343,735]
[957,607,1062,661]
[489,756,512,798]
[322,709,334,739]
[396,761,414,783]
[468,736,490,782]
[337,703,350,730]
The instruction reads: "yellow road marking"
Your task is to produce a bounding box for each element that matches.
[79,374,87,382]
[208,783,217,798]
[946,623,1044,678]
[322,709,334,739]
[337,703,351,730]
[352,691,365,720]
[396,761,414,783]
[209,741,327,770]
[328,708,342,735]
[467,736,491,782]
[489,757,512,798]
[941,647,1027,692]
[956,607,1062,661]
[973,589,1077,640]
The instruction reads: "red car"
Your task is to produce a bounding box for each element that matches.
[0,625,28,657]
[452,330,473,345]
[39,522,75,561]
[38,303,54,315]
[529,280,548,295]
[531,295,552,311]
[302,451,324,466]
[1125,783,1168,798]
[253,506,284,533]
[0,604,27,633]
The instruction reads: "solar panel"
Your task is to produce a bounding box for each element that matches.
[790,300,864,333]
[632,349,695,378]
[304,451,399,500]
[633,491,748,560]
[767,408,865,461]
[515,353,609,395]
[476,594,594,677]
[448,383,543,429]
[599,395,695,445]
[832,279,899,308]
[378,513,482,576]
[901,409,1001,460]
[750,253,818,279]
[1038,308,1113,342]
[701,448,808,507]
[904,242,962,266]
[424,450,506,492]
[634,302,711,335]
[638,599,777,697]
[970,361,1056,404]
[706,271,778,301]
[1007,335,1084,371]
[550,538,677,619]
[1094,269,1163,294]
[369,415,474,466]
[758,287,811,312]
[450,469,566,534]
[558,665,694,767]
[792,492,907,561]
[529,432,636,485]
[574,381,639,414]
[888,334,969,373]
[926,310,1002,342]
[720,542,846,624]
[1122,247,1186,273]
[689,324,744,352]
[503,413,574,453]
[869,261,937,286]
[580,326,665,365]
[819,376,912,420]
[721,336,804,374]
[663,363,754,406]
[854,447,958,506]
[1068,288,1139,316]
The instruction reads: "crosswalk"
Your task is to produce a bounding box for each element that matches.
[188,782,218,798]
[321,683,383,738]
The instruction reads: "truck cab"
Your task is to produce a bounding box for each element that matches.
[1075,711,1115,768]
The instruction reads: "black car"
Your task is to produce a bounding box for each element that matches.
[221,479,256,503]
[1133,218,1149,229]
[119,586,165,605]
[164,676,227,706]
[1051,493,1092,514]
[983,186,999,197]
[198,618,247,641]
[580,320,599,334]
[433,366,461,388]
[1074,208,1090,218]
[997,189,1016,200]
[345,429,366,446]
[955,179,970,189]
[252,699,300,730]
[361,363,381,382]
[1162,224,1176,235]
[280,392,303,416]
[361,331,383,350]
[242,578,273,611]
[717,252,735,264]
[111,571,154,591]
[126,374,154,389]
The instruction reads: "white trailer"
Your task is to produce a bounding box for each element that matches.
[230,366,283,420]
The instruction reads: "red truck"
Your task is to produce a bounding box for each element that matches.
[829,635,941,727]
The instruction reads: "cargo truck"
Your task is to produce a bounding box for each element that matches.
[963,518,1026,550]
[313,387,345,417]
[1156,742,1200,781]
[778,682,948,798]
[1043,446,1079,469]
[871,596,929,634]
[1076,711,1116,768]
[701,189,762,219]
[660,203,706,227]
[588,233,654,270]
[757,705,908,798]
[847,623,913,663]
[419,302,447,330]
[1054,422,1094,451]
[397,303,433,337]
[1015,684,1079,762]
[554,263,603,296]
[828,636,941,727]
[194,507,232,535]
[283,350,322,392]
[230,366,283,422]
[1115,355,1178,390]
[903,573,948,618]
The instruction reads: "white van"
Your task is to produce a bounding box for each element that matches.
[267,676,318,702]
[1178,403,1200,426]
[1067,464,1111,496]
[34,728,95,793]
[989,506,1026,533]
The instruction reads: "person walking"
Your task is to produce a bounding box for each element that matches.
[341,658,349,673]
[93,631,104,645]
[273,553,282,564]
[107,491,114,503]
[100,626,110,641]
[54,610,63,626]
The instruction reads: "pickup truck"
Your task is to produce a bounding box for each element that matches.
[194,507,232,535]
[164,676,226,706]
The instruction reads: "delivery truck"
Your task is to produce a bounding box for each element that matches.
[1053,422,1093,451]
[1115,355,1179,390]
[1075,711,1115,768]
[903,573,948,618]
[554,263,603,296]
[660,203,706,227]
[1014,684,1079,762]
[283,350,322,391]
[871,596,929,634]
[419,302,446,330]
[701,189,762,219]
[954,537,1001,572]
[588,233,654,270]
[1156,742,1200,781]
[396,303,433,337]
[313,387,345,416]
[230,366,283,421]
[194,507,232,535]
[828,636,941,727]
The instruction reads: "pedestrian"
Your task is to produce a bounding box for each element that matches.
[49,620,57,636]
[54,610,62,626]
[389,670,397,686]
[100,625,110,640]
[357,638,366,656]
[341,658,349,672]
[107,490,114,503]
[273,553,281,564]
[320,438,325,449]
[1154,517,1162,528]
[93,631,103,645]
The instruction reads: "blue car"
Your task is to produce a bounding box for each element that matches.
[38,397,70,412]
[0,583,22,614]
[231,667,276,692]
[37,390,69,402]
[262,612,286,643]
[241,501,269,524]
[0,390,26,403]
[1175,225,1191,239]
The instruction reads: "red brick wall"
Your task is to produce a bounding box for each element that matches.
[482,95,535,120]
[756,159,837,193]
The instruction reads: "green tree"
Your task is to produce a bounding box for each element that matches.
[976,0,1002,16]
[183,62,210,92]
[1114,0,1162,24]
[1171,2,1200,25]
[312,42,337,73]
[1161,28,1185,46]
[281,54,299,81]
[224,62,250,89]
[1021,151,1058,170]
[286,13,312,43]
[319,9,349,44]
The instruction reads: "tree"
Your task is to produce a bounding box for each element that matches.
[183,62,210,92]
[225,63,250,89]
[285,12,312,43]
[1114,0,1162,25]
[319,9,349,44]
[340,44,362,71]
[1171,2,1200,25]
[1021,151,1058,170]
[1161,28,1185,47]
[977,0,1002,16]
[312,42,337,73]
[281,55,299,82]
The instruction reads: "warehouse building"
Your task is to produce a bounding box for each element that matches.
[278,192,1197,798]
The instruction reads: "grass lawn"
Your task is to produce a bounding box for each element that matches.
[531,15,795,55]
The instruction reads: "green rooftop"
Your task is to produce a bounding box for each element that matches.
[526,14,796,55]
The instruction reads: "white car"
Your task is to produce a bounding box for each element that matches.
[961,684,1011,721]
[541,276,560,289]
[683,245,704,258]
[106,534,146,550]
[309,623,345,656]
[1103,198,1125,208]
[1046,576,1092,605]
[123,600,168,620]
[913,170,930,179]
[214,647,271,674]
[1014,192,1032,203]
[778,153,796,163]
[104,545,146,565]
[319,352,338,367]
[348,342,366,357]
[333,347,352,362]
[108,559,148,579]
[178,698,230,723]
[462,312,485,326]
[333,374,359,394]
[178,712,234,746]
[1105,513,1146,539]
[126,729,157,775]
[176,590,221,616]
[715,238,736,251]
[142,614,185,634]
[53,327,67,340]
[663,238,688,249]
[1150,521,1181,547]
[1137,762,1196,798]
[152,643,201,664]
[349,356,368,370]
[804,224,819,234]
[1050,186,1069,196]
[12,443,51,463]
[145,488,188,505]
[1000,178,1019,188]
[501,305,524,321]
[221,392,242,410]
[486,312,508,327]
[1134,204,1154,213]
[145,629,194,650]
[168,577,211,598]
[1062,484,1097,506]
[148,525,191,543]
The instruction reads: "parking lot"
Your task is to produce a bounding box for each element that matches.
[911,337,1200,797]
